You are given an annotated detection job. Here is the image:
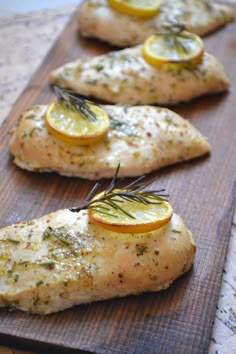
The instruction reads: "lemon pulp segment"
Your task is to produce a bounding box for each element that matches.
[108,0,163,18]
[45,100,110,145]
[89,191,173,233]
[142,31,204,67]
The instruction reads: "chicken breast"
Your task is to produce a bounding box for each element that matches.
[50,46,229,105]
[9,104,210,180]
[0,208,196,314]
[78,0,234,47]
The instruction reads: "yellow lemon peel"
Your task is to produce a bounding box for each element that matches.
[88,190,173,234]
[45,100,110,146]
[108,0,163,18]
[142,31,204,67]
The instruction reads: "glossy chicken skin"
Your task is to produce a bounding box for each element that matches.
[78,0,234,47]
[9,104,210,180]
[50,46,229,105]
[0,209,196,314]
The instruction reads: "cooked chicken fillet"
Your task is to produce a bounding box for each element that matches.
[50,47,229,105]
[78,0,234,47]
[0,209,196,314]
[9,104,210,180]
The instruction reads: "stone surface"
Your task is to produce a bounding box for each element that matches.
[0,4,235,354]
[0,5,76,123]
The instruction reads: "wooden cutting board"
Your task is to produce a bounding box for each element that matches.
[0,4,236,353]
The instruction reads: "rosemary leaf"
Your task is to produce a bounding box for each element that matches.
[53,86,97,122]
[70,164,169,220]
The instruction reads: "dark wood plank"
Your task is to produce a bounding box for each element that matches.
[0,4,236,353]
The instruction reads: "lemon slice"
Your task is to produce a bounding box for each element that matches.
[45,100,110,145]
[88,190,173,233]
[142,31,204,67]
[108,0,163,18]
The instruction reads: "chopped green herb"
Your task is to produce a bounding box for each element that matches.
[0,239,20,244]
[93,64,104,71]
[25,114,36,120]
[182,263,188,273]
[42,225,74,246]
[36,280,44,287]
[13,274,19,283]
[136,245,148,256]
[172,229,181,234]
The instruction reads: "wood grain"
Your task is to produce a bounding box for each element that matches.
[0,4,236,353]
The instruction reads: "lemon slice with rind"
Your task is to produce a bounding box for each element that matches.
[108,0,163,18]
[45,99,110,146]
[88,190,173,234]
[142,30,204,67]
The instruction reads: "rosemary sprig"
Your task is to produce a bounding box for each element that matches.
[70,164,169,219]
[54,86,97,122]
[161,24,193,56]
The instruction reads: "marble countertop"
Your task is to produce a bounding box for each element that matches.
[0,4,235,354]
